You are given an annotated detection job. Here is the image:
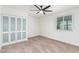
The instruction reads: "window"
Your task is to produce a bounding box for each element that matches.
[57,15,72,30]
[57,17,63,30]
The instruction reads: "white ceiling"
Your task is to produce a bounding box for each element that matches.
[2,5,79,17]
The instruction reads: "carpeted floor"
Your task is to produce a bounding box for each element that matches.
[0,36,79,53]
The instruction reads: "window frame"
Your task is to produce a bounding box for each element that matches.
[57,15,72,31]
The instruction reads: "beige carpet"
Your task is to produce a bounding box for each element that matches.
[0,36,79,53]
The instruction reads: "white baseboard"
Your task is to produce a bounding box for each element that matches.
[28,35,40,39]
[41,35,79,47]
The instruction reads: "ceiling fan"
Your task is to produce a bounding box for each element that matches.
[31,5,52,14]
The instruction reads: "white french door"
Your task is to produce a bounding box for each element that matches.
[2,16,26,45]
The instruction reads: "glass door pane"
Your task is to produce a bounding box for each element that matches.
[11,17,15,31]
[22,32,26,39]
[11,33,16,41]
[17,18,21,31]
[3,33,9,43]
[3,16,9,32]
[23,18,26,30]
[17,32,21,40]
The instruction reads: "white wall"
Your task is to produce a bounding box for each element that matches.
[28,16,40,37]
[40,7,79,46]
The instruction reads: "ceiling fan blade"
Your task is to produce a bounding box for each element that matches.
[36,11,40,14]
[30,10,39,11]
[43,11,45,14]
[34,5,41,10]
[43,5,51,10]
[40,5,43,9]
[44,10,52,12]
